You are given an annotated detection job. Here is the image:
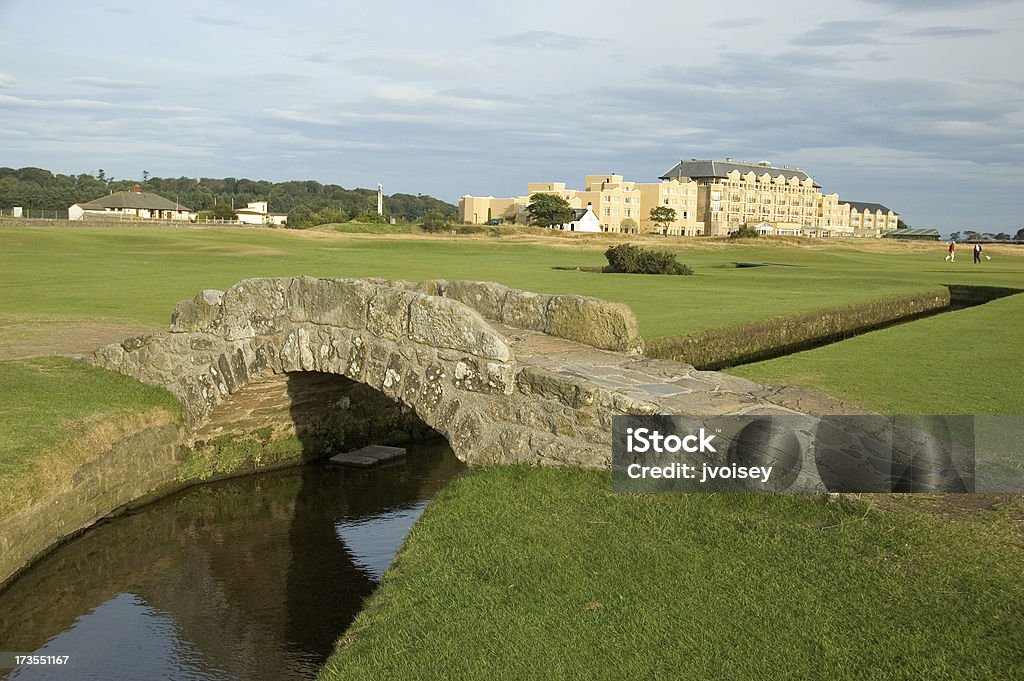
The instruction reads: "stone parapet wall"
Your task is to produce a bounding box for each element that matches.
[366,278,644,354]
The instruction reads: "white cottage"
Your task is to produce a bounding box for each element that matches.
[557,204,601,233]
[236,201,288,226]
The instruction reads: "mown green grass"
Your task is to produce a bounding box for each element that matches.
[729,293,1024,414]
[0,357,179,477]
[5,226,1020,339]
[322,466,1024,680]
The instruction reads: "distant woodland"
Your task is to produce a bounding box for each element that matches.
[0,167,458,227]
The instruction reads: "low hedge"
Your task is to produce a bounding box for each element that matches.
[646,288,950,370]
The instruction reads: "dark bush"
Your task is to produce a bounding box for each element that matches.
[730,226,760,238]
[604,243,693,275]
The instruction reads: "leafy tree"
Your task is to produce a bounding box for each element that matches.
[0,166,456,222]
[995,232,1010,241]
[949,231,962,242]
[421,210,452,232]
[964,231,981,241]
[286,205,315,229]
[198,204,237,220]
[526,193,572,228]
[317,207,352,225]
[649,206,676,233]
[1014,227,1024,241]
[897,218,910,230]
[620,218,638,234]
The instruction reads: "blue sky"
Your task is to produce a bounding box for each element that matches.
[1,0,1022,232]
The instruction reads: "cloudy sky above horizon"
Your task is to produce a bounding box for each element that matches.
[1,0,1022,232]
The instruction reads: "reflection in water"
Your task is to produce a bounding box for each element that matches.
[0,439,463,681]
[336,502,428,581]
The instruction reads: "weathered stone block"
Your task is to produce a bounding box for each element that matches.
[515,366,600,409]
[381,352,408,401]
[280,326,316,372]
[546,295,644,354]
[363,340,395,391]
[500,290,553,331]
[413,279,447,296]
[346,333,368,382]
[171,289,224,333]
[443,281,509,320]
[366,286,411,339]
[220,278,291,341]
[286,277,372,330]
[408,295,512,362]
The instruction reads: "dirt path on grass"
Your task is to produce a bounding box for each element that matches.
[0,319,162,361]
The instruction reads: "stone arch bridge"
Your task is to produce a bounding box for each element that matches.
[92,277,840,468]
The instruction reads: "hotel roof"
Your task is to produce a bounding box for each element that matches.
[659,159,818,187]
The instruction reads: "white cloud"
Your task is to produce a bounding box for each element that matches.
[69,76,152,89]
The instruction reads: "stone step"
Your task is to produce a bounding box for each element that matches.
[328,444,407,468]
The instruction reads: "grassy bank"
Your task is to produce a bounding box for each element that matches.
[0,357,179,516]
[323,466,1024,680]
[728,291,1024,414]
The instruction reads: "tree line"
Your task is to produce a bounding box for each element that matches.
[949,229,1024,242]
[0,167,457,227]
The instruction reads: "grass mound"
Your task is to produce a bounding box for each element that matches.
[323,466,1024,679]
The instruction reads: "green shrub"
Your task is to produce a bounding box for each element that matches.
[730,226,760,239]
[420,210,452,232]
[603,243,693,275]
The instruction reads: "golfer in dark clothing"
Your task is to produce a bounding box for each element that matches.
[974,243,983,264]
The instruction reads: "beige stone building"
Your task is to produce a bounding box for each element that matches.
[460,175,698,235]
[459,159,900,238]
[636,177,701,236]
[847,201,900,237]
[459,195,519,225]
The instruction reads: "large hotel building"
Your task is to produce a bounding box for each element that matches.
[459,158,900,238]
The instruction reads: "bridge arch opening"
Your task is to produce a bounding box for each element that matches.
[190,370,446,470]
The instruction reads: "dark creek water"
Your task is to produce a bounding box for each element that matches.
[0,440,464,681]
